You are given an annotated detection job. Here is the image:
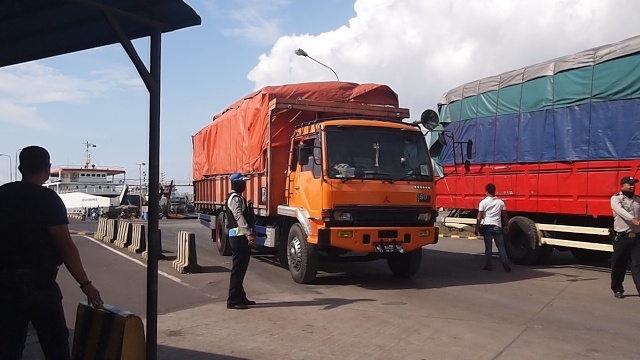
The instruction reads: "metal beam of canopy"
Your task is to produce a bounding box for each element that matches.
[0,1,201,359]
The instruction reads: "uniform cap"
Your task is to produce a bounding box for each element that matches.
[230,172,250,182]
[620,176,639,185]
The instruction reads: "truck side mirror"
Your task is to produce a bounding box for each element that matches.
[437,132,447,146]
[419,109,440,130]
[466,139,473,160]
[464,159,471,173]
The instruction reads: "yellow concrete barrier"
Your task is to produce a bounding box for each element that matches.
[142,229,166,260]
[172,231,201,274]
[102,219,118,243]
[113,221,133,249]
[128,223,147,254]
[95,218,108,240]
[71,301,145,360]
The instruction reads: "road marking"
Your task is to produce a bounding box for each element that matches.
[440,234,479,240]
[80,235,207,294]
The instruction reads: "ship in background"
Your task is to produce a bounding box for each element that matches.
[44,141,142,216]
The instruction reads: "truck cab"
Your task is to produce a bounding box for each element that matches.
[282,116,439,283]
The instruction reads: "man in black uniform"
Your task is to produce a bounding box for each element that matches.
[610,175,640,299]
[0,146,103,360]
[225,172,256,310]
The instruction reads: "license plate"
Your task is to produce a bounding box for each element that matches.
[374,243,404,253]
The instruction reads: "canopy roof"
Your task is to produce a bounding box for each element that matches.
[1,1,201,355]
[0,0,200,67]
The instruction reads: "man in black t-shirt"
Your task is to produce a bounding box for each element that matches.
[0,146,103,360]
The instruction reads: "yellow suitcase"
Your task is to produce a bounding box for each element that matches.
[71,301,146,360]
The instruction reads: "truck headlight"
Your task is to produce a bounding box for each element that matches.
[334,212,353,221]
[418,212,431,221]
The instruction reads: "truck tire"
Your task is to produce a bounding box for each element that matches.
[387,249,422,278]
[215,213,232,256]
[570,249,612,264]
[506,216,552,265]
[287,224,318,284]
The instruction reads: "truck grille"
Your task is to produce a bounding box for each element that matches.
[330,206,430,227]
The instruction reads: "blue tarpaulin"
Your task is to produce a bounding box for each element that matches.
[434,35,640,166]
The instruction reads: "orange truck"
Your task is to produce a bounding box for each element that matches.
[192,81,440,283]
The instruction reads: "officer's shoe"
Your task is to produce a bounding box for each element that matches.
[242,300,257,306]
[227,303,250,310]
[614,291,624,299]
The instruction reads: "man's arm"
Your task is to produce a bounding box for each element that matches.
[229,195,251,234]
[611,196,635,221]
[48,225,103,307]
[475,210,484,236]
[501,210,510,233]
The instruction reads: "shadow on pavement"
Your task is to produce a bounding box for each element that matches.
[158,345,249,360]
[199,265,229,274]
[249,297,375,310]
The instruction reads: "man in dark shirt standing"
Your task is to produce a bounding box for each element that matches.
[0,146,103,360]
[225,172,256,310]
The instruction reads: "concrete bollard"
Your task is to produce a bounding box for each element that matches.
[95,218,108,240]
[102,219,118,243]
[172,231,200,274]
[128,223,147,254]
[113,221,133,248]
[142,229,166,260]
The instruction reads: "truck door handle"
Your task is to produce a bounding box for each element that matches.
[294,186,300,190]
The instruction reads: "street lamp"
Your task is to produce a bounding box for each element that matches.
[0,154,12,182]
[136,162,146,194]
[15,147,22,181]
[294,48,340,81]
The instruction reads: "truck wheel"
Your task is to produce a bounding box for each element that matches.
[570,249,611,264]
[215,213,232,256]
[287,224,318,284]
[387,249,422,278]
[506,216,552,265]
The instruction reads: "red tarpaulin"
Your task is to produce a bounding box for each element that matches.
[192,81,400,180]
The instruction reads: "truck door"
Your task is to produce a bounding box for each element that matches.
[289,135,323,220]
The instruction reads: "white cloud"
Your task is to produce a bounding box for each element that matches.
[0,100,50,130]
[248,0,640,119]
[0,62,141,129]
[219,0,291,45]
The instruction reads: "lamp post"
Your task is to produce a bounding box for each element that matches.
[0,154,12,182]
[14,147,22,181]
[136,162,146,194]
[294,48,340,81]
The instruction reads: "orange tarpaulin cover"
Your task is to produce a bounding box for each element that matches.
[192,81,400,180]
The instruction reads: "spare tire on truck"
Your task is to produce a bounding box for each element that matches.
[506,216,553,265]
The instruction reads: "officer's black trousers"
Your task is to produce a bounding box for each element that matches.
[0,277,70,360]
[227,235,251,305]
[610,235,640,294]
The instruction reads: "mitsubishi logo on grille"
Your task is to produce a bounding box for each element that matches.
[383,196,390,203]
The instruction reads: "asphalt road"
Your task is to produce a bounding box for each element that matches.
[25,218,640,359]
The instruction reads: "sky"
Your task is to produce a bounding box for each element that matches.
[1,0,639,188]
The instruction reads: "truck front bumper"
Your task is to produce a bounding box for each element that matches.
[316,226,438,253]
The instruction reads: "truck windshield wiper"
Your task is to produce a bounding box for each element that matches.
[389,169,420,183]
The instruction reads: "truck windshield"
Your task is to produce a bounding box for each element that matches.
[325,126,433,181]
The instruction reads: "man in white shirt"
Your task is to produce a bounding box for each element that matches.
[475,183,511,272]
